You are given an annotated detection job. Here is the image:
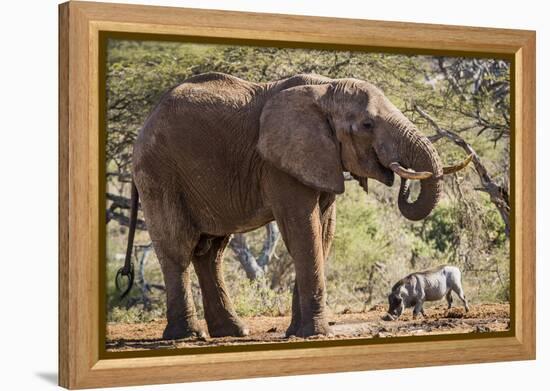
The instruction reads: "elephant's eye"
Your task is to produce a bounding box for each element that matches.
[363,119,375,131]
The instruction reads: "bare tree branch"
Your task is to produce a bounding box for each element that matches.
[107,209,147,230]
[107,192,137,209]
[229,233,264,280]
[414,105,510,236]
[107,172,132,182]
[257,222,280,267]
[229,222,281,280]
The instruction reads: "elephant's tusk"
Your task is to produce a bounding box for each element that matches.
[389,162,433,180]
[443,153,474,175]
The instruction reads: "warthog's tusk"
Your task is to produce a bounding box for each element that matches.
[388,162,433,180]
[443,153,474,175]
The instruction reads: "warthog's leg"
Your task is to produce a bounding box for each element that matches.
[453,286,470,312]
[446,290,453,309]
[413,301,425,319]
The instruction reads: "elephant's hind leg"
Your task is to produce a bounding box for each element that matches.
[138,188,205,340]
[192,235,249,337]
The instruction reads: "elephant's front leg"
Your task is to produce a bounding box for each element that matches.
[267,176,331,338]
[192,236,249,337]
[284,208,330,337]
[286,200,336,337]
[286,283,301,337]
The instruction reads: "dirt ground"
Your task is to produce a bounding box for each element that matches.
[106,303,510,352]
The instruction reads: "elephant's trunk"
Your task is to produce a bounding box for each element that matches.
[396,130,443,221]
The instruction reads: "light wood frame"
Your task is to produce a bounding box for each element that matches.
[59,1,536,388]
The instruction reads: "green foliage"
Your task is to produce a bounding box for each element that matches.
[106,261,166,323]
[420,204,461,253]
[231,277,292,317]
[333,182,382,262]
[105,40,511,322]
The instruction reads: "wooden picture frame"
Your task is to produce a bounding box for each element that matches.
[59,1,536,388]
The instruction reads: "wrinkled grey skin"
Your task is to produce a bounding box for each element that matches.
[385,265,470,320]
[126,72,463,340]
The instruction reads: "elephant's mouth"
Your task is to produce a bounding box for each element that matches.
[348,147,395,191]
[378,165,395,187]
[352,162,394,193]
[363,150,395,187]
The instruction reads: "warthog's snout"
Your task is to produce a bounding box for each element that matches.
[382,313,396,321]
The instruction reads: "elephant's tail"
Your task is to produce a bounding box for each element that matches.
[115,181,139,299]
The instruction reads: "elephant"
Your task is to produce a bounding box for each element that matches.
[116,72,471,339]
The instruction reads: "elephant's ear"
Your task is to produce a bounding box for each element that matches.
[257,85,345,194]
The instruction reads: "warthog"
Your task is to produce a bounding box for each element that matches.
[383,265,469,320]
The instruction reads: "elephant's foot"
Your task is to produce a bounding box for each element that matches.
[162,319,206,340]
[285,319,301,337]
[207,316,249,338]
[289,320,333,338]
